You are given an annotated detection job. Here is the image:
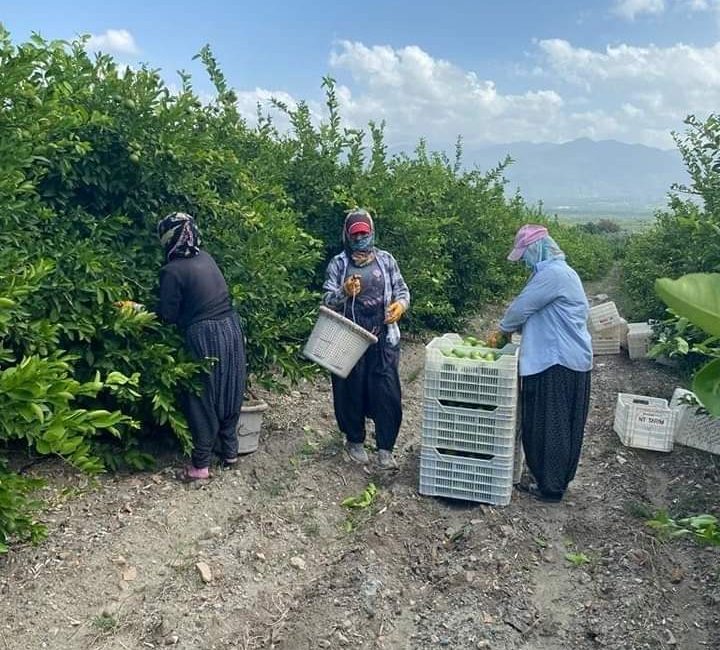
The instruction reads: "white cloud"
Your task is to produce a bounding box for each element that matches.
[236,38,720,151]
[613,0,665,20]
[613,0,720,18]
[327,41,565,148]
[537,38,720,144]
[86,29,139,55]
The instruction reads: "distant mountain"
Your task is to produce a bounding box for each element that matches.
[464,138,688,217]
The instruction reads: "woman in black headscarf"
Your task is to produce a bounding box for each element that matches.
[156,212,246,481]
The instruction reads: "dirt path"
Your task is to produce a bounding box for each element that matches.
[1,315,719,649]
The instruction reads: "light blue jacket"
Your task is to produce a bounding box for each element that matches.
[500,259,592,377]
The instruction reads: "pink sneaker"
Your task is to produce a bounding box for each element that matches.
[177,465,210,482]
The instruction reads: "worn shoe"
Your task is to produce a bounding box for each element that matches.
[176,465,210,482]
[346,442,369,464]
[516,481,562,503]
[377,449,398,470]
[222,457,239,469]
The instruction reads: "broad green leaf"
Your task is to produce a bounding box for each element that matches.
[693,358,720,417]
[655,274,720,337]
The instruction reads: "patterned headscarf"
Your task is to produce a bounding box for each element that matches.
[157,212,201,261]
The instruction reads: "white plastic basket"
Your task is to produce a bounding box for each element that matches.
[627,322,653,360]
[302,306,378,378]
[589,301,623,332]
[421,398,517,457]
[671,388,720,456]
[423,334,519,408]
[613,393,675,452]
[418,446,514,506]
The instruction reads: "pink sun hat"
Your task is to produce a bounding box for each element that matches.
[507,224,548,261]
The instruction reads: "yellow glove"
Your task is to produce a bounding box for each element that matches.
[385,301,406,324]
[487,330,508,349]
[343,275,362,297]
[115,300,143,312]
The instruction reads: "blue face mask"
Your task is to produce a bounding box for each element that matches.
[349,233,374,252]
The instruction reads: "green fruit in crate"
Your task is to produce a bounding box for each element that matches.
[451,348,467,358]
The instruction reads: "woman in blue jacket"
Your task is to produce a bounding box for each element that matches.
[498,224,592,502]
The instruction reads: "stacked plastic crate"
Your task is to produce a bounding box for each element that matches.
[419,334,519,506]
[588,302,626,355]
[626,322,653,359]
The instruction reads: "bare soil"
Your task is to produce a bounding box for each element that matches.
[1,313,719,650]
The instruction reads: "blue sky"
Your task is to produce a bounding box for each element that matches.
[4,0,720,151]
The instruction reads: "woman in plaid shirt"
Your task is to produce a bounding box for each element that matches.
[323,210,410,470]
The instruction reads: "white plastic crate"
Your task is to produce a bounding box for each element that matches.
[590,319,625,355]
[424,334,518,407]
[627,322,653,360]
[613,393,675,452]
[421,398,517,457]
[589,301,623,332]
[592,338,621,355]
[418,446,514,506]
[671,388,720,456]
[513,412,525,485]
[511,332,522,345]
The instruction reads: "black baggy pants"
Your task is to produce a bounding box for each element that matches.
[521,364,591,497]
[182,315,246,468]
[331,339,402,452]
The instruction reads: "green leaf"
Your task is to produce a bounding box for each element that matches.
[655,274,720,337]
[692,359,720,417]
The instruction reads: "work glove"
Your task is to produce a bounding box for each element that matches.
[343,275,362,297]
[385,301,406,324]
[114,300,144,312]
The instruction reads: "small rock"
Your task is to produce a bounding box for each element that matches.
[113,555,128,566]
[336,632,350,645]
[342,619,352,629]
[290,556,306,571]
[666,629,677,646]
[318,641,331,649]
[477,641,491,649]
[670,567,685,584]
[205,526,222,539]
[121,566,137,582]
[255,552,266,562]
[165,635,180,646]
[465,571,476,583]
[195,562,213,583]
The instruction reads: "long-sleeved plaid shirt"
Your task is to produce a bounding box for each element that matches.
[323,249,410,346]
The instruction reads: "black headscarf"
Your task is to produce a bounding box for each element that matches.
[157,212,201,261]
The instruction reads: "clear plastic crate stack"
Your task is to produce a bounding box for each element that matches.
[419,334,519,506]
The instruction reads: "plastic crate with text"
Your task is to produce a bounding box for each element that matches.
[423,334,519,408]
[613,393,675,452]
